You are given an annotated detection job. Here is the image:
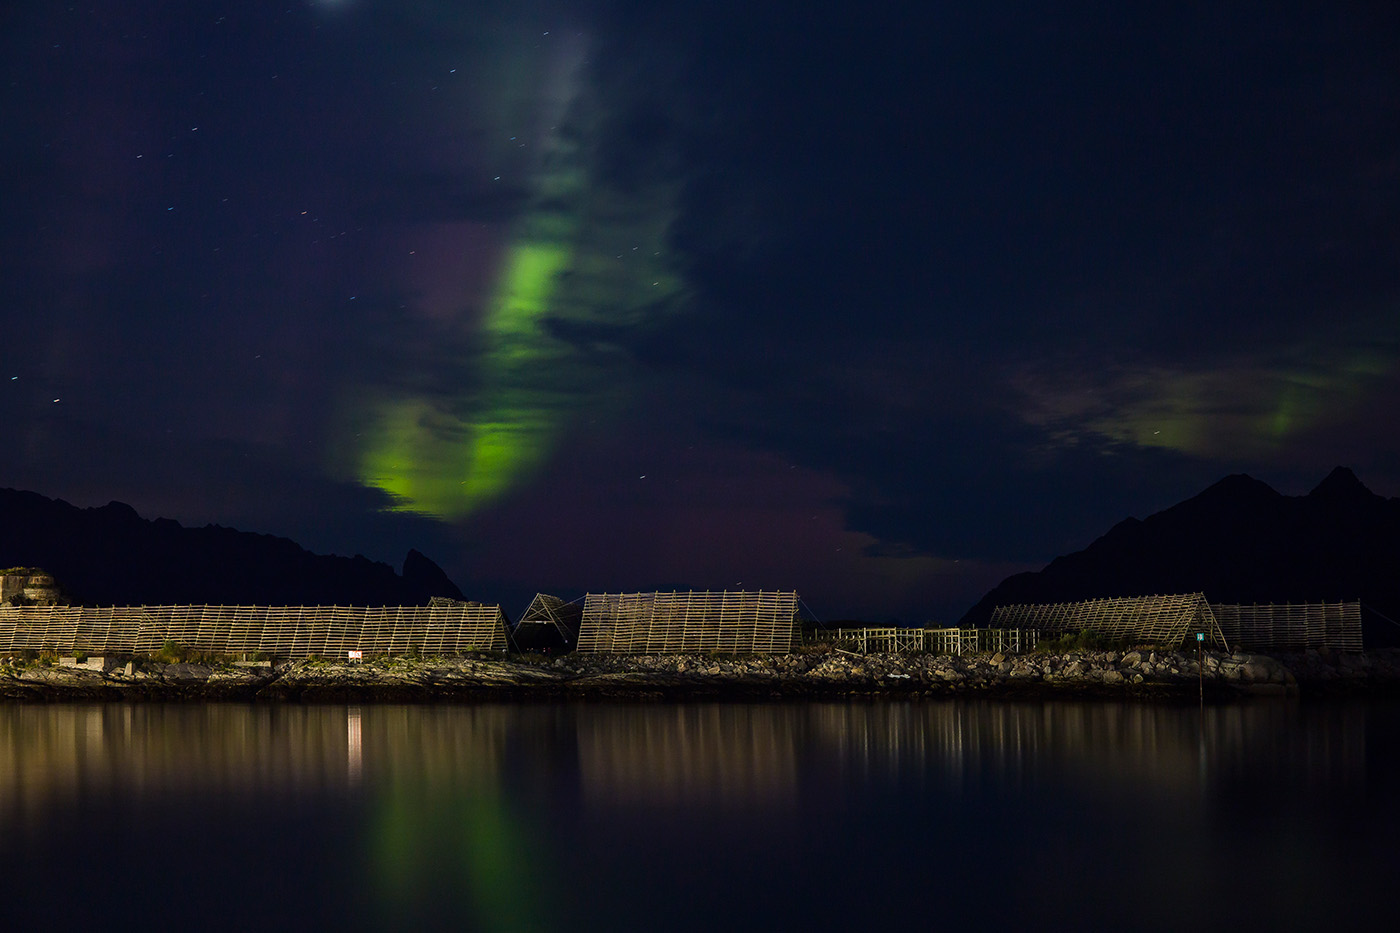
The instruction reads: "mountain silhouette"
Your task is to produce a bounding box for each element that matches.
[0,488,464,607]
[961,467,1400,646]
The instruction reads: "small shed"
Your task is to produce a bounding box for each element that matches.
[512,593,583,653]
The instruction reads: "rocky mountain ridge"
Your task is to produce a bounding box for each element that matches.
[0,488,463,607]
[961,467,1400,644]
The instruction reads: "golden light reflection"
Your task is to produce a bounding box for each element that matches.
[0,701,1379,931]
[0,702,1371,830]
[576,705,802,809]
[348,706,362,785]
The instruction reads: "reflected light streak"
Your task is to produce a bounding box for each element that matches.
[577,705,801,810]
[347,706,362,785]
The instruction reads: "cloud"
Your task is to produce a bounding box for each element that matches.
[1011,320,1399,463]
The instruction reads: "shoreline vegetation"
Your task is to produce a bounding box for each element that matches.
[4,643,1400,702]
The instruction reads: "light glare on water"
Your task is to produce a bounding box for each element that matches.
[1,701,1396,932]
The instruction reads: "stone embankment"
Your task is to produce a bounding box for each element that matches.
[5,645,1400,701]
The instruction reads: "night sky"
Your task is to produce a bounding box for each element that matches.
[3,1,1398,621]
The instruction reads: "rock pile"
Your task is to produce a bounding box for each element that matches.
[531,645,1308,698]
[6,644,1400,701]
[0,567,65,607]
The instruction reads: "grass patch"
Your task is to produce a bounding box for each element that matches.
[155,639,188,664]
[510,651,557,665]
[1035,630,1125,653]
[150,640,226,665]
[796,640,853,654]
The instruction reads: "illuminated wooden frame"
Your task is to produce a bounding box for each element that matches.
[1210,601,1362,651]
[516,593,584,643]
[991,593,1228,649]
[0,603,509,659]
[575,590,800,654]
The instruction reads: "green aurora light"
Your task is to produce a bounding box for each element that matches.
[364,708,555,933]
[350,33,683,520]
[1027,337,1397,460]
[356,240,575,519]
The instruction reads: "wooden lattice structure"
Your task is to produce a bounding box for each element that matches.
[809,627,927,654]
[1211,601,1362,652]
[990,593,1227,649]
[0,603,508,659]
[575,590,799,654]
[923,627,1038,656]
[807,627,1039,655]
[516,593,583,643]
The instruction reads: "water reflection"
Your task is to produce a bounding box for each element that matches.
[0,701,1395,931]
[577,705,801,809]
[803,701,1369,796]
[348,706,363,785]
[0,701,1379,820]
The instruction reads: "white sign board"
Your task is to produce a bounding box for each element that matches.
[348,650,363,660]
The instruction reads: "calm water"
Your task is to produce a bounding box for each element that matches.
[3,700,1398,932]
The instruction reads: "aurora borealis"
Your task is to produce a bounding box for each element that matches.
[351,23,683,519]
[2,1,1398,620]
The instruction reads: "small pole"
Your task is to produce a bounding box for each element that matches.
[1196,632,1204,705]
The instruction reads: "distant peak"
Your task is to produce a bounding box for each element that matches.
[402,548,464,601]
[1308,466,1379,504]
[98,500,142,522]
[1193,473,1280,502]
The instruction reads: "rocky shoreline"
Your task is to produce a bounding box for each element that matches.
[5,644,1400,702]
